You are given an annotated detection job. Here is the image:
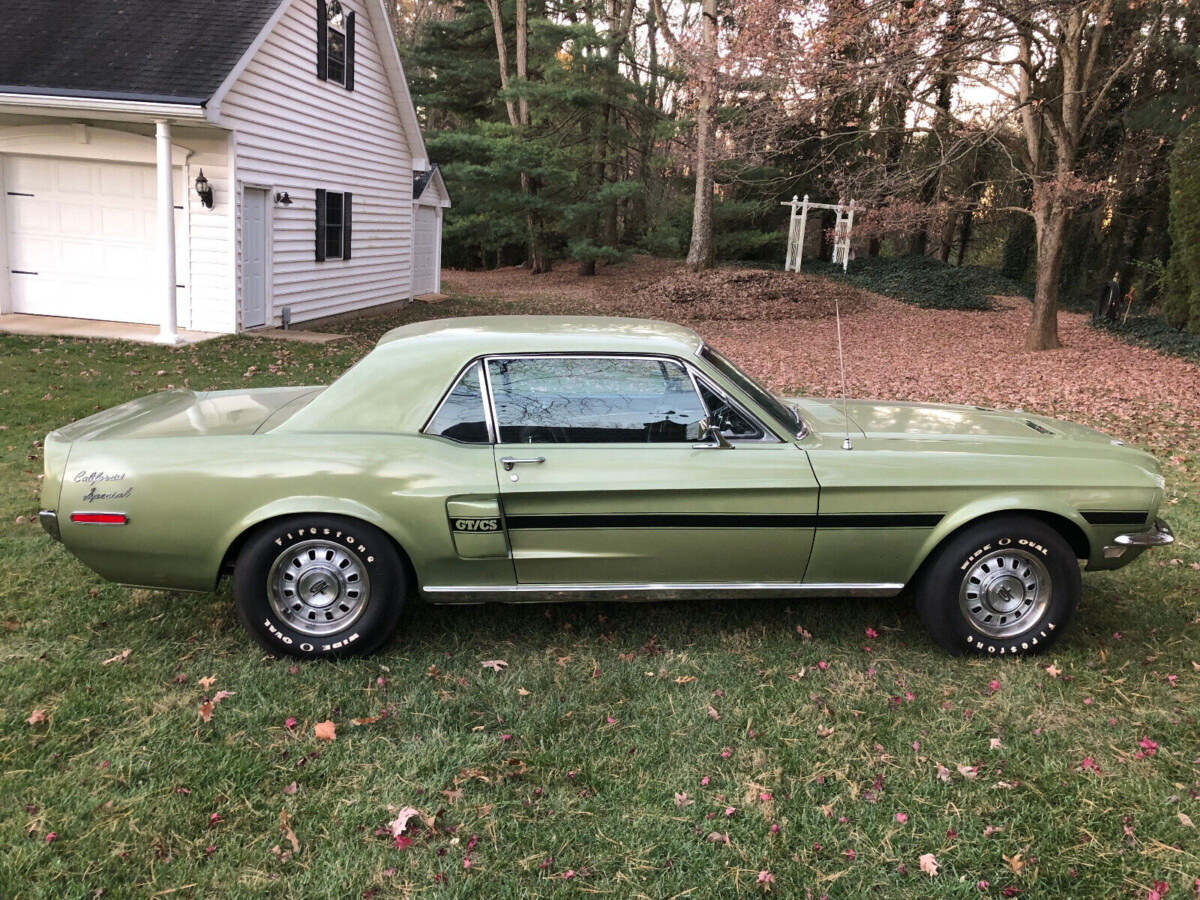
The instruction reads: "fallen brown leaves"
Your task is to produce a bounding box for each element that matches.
[445,258,1200,454]
[314,720,337,742]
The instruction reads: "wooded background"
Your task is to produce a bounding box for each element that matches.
[387,0,1200,350]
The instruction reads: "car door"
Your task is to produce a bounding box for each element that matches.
[485,354,820,585]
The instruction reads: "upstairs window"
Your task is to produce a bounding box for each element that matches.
[317,0,356,90]
[314,189,352,262]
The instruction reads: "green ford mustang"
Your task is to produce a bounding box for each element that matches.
[39,316,1173,659]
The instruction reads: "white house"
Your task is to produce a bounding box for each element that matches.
[0,0,450,342]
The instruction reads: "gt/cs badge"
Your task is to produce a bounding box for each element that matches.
[451,517,501,533]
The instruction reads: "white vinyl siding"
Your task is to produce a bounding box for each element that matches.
[220,0,413,327]
[179,128,237,333]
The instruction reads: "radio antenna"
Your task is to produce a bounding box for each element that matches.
[835,297,852,451]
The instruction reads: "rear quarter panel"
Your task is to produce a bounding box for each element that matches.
[55,433,505,591]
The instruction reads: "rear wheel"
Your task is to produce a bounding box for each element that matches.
[232,515,409,659]
[915,515,1081,656]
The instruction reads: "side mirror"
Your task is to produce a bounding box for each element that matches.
[692,417,733,450]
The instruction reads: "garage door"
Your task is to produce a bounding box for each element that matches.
[4,156,184,325]
[413,205,438,296]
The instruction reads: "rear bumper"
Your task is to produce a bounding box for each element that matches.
[1102,517,1173,560]
[39,509,60,542]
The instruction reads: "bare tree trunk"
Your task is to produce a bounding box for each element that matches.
[485,0,518,127]
[937,213,955,262]
[484,0,550,274]
[956,208,973,266]
[1027,202,1067,350]
[686,0,718,272]
[515,0,529,126]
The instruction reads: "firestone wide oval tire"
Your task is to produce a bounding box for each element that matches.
[915,515,1081,657]
[232,515,409,660]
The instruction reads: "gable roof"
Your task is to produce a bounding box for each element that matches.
[0,0,284,103]
[413,165,451,207]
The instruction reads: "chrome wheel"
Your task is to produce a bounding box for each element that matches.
[267,539,370,637]
[958,547,1051,639]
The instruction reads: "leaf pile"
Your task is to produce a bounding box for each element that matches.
[609,267,882,322]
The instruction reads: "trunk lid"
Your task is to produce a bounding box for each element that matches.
[51,386,325,442]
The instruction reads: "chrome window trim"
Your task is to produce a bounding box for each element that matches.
[684,366,778,444]
[421,359,495,444]
[695,343,808,440]
[480,352,778,446]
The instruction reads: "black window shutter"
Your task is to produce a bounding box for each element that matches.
[343,192,353,260]
[345,11,355,91]
[315,189,327,262]
[316,0,328,81]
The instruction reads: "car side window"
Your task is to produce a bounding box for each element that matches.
[427,362,490,443]
[696,379,765,440]
[487,357,707,444]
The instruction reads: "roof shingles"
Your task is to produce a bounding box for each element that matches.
[0,0,284,103]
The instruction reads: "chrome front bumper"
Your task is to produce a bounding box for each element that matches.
[39,509,60,542]
[1114,518,1174,547]
[1103,518,1173,558]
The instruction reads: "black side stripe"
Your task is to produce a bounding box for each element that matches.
[504,513,944,531]
[1081,510,1149,526]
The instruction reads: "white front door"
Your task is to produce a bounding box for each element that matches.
[413,205,437,295]
[242,188,268,329]
[3,155,183,325]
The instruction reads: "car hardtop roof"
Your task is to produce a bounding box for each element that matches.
[374,315,704,356]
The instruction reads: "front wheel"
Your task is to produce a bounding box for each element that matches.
[915,516,1081,657]
[232,515,409,659]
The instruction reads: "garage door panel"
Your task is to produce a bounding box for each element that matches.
[8,201,52,233]
[8,156,50,190]
[5,155,167,325]
[9,234,54,270]
[98,164,140,197]
[413,206,437,295]
[100,207,142,239]
[59,203,99,236]
[62,238,104,273]
[55,160,94,194]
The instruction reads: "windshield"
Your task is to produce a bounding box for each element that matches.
[699,345,804,438]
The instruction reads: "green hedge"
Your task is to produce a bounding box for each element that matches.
[1096,315,1200,363]
[1164,122,1200,333]
[808,254,1032,311]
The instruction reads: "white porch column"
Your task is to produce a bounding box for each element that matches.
[154,120,181,345]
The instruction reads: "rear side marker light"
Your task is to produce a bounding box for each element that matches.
[70,512,128,525]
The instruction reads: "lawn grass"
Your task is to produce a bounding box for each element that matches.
[1,295,1197,899]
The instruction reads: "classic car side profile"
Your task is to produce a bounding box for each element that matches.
[40,316,1173,659]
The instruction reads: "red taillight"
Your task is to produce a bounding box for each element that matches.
[70,512,128,525]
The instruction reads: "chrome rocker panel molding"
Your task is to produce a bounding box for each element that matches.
[422,581,906,603]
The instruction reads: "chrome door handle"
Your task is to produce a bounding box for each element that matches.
[500,456,546,471]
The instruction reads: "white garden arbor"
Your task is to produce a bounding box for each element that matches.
[782,195,858,272]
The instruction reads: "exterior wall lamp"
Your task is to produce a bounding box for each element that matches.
[274,191,293,206]
[194,170,214,209]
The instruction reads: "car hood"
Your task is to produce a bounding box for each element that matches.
[787,397,1123,446]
